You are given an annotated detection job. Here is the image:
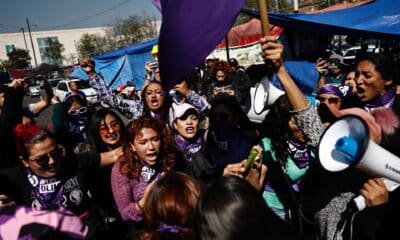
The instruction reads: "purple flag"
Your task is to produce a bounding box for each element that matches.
[151,0,162,11]
[158,0,246,91]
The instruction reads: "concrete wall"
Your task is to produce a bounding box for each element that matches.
[0,26,108,67]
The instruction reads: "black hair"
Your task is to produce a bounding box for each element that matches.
[356,53,397,84]
[260,95,292,165]
[88,108,125,152]
[140,82,172,125]
[63,95,87,109]
[209,95,252,131]
[194,176,303,240]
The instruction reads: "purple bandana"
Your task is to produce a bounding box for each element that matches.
[174,133,203,162]
[25,168,64,209]
[287,139,310,169]
[365,87,396,112]
[318,84,352,99]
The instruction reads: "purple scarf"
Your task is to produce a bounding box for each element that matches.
[364,87,395,112]
[25,168,64,209]
[287,139,310,169]
[174,133,203,162]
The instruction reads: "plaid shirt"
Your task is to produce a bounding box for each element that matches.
[88,74,143,120]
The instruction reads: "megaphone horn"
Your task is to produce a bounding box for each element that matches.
[254,76,285,114]
[318,115,400,210]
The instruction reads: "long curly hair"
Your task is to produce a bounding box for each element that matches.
[119,117,176,180]
[210,60,233,78]
[260,95,292,165]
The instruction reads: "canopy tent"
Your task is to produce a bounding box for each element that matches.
[216,18,283,49]
[93,38,158,90]
[242,0,400,40]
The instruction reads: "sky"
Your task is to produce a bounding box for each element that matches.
[0,0,161,33]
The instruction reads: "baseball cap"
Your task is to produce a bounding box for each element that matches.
[170,102,199,126]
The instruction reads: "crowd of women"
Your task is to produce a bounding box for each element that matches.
[0,35,399,240]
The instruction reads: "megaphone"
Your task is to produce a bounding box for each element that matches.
[318,115,400,210]
[247,76,284,123]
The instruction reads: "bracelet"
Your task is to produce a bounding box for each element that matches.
[137,200,144,211]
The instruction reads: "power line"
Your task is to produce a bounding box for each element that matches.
[46,0,132,29]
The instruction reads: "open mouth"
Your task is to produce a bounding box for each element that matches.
[357,87,365,94]
[185,126,195,134]
[150,98,159,107]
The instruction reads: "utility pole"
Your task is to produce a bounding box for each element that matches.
[26,18,38,67]
[20,27,28,50]
[293,0,299,13]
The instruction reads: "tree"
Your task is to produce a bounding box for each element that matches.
[77,33,99,58]
[5,48,31,70]
[43,38,65,66]
[110,14,158,45]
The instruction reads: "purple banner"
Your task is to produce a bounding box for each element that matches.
[158,0,246,91]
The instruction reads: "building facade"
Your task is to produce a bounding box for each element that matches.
[0,26,108,67]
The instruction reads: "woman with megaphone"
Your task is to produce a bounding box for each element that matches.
[260,36,400,240]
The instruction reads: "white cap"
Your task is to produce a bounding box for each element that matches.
[169,102,198,127]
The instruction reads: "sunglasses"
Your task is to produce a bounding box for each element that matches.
[316,96,341,104]
[99,122,121,136]
[29,145,64,166]
[68,107,87,116]
[80,64,89,68]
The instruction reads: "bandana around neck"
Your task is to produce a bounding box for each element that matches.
[140,160,161,183]
[25,168,64,209]
[364,87,395,112]
[174,133,203,162]
[287,139,310,169]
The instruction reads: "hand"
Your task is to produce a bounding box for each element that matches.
[173,81,190,97]
[259,36,284,70]
[223,160,247,178]
[316,58,329,74]
[145,61,154,74]
[138,179,157,212]
[50,96,60,105]
[213,87,222,96]
[223,145,268,191]
[360,178,389,208]
[8,78,25,89]
[224,87,235,96]
[244,145,267,191]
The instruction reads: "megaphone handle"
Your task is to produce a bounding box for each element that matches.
[353,178,400,211]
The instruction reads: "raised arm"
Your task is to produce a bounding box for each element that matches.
[260,36,325,146]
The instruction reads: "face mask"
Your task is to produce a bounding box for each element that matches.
[318,103,337,124]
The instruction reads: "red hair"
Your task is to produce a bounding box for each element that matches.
[13,123,53,158]
[119,117,176,179]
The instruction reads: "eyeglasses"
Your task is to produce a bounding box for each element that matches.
[316,96,341,104]
[99,122,121,136]
[68,107,87,116]
[29,145,64,166]
[80,64,89,68]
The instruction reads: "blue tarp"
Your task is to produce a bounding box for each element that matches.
[93,38,158,89]
[242,0,400,39]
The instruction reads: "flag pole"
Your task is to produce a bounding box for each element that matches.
[258,0,270,36]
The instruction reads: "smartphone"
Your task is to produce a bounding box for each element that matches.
[243,148,259,170]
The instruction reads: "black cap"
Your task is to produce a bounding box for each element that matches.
[229,58,238,67]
